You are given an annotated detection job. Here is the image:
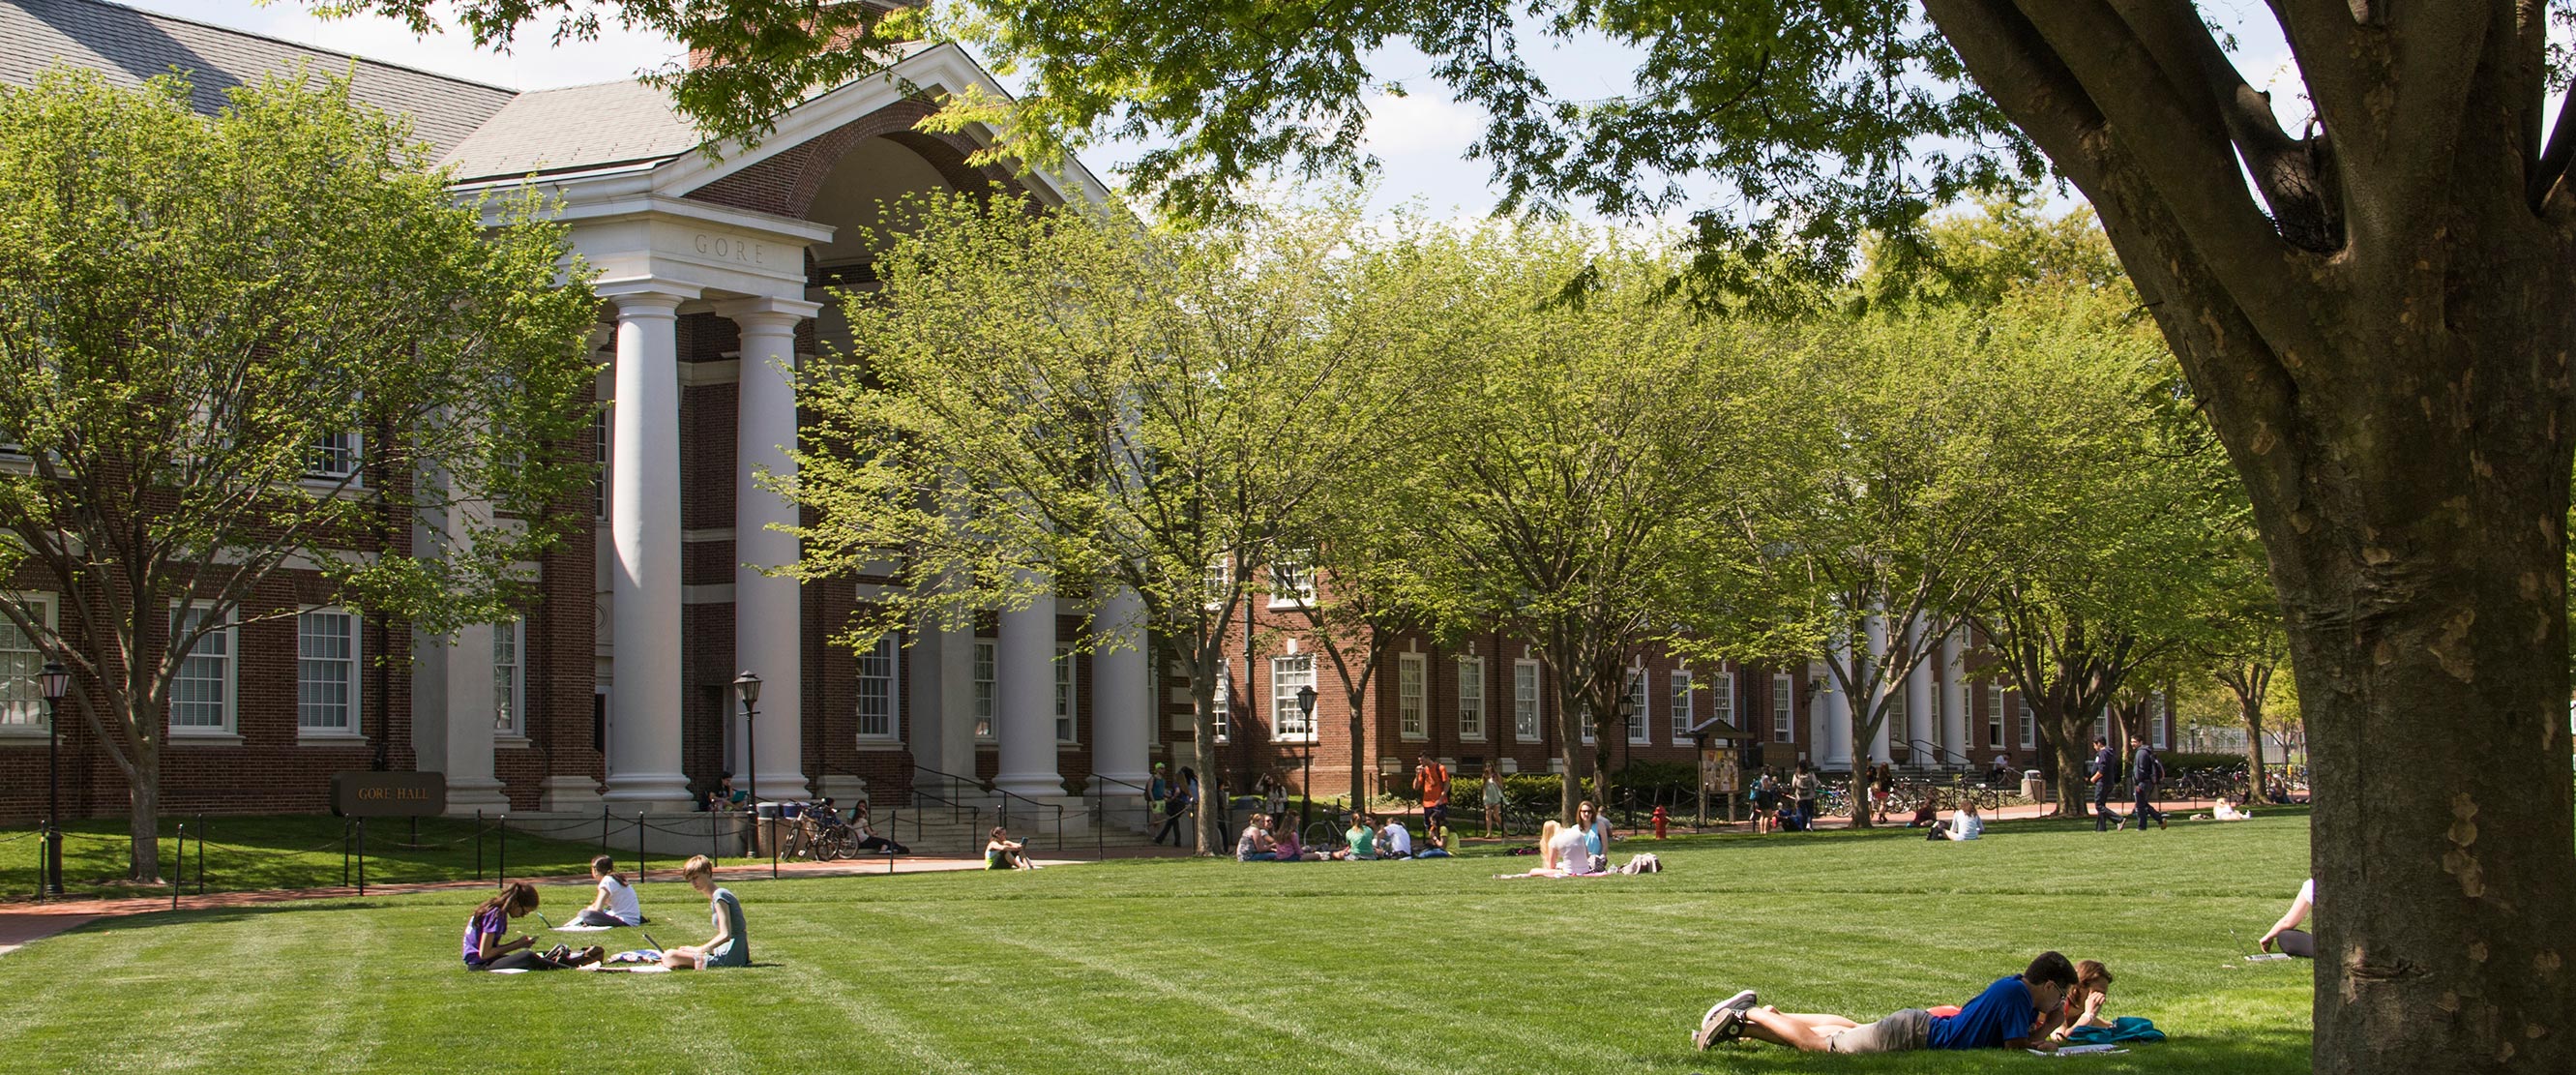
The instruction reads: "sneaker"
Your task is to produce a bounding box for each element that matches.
[2114,818,2125,831]
[1693,990,1760,1050]
[2159,817,2168,830]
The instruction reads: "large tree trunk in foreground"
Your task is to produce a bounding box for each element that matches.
[1930,6,2576,1068]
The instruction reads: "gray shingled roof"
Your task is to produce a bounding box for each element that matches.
[0,0,516,157]
[440,78,701,181]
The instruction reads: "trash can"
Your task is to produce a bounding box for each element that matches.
[754,802,784,856]
[2020,770,2044,801]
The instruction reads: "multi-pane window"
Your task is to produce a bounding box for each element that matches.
[1513,661,1541,740]
[1770,673,1793,742]
[1205,556,1230,605]
[1712,671,1735,728]
[2019,702,2036,749]
[2150,695,2168,749]
[1271,653,1316,739]
[1987,685,2005,749]
[492,617,522,736]
[1053,643,1077,743]
[1457,657,1485,740]
[308,431,362,481]
[1268,551,1317,607]
[1625,671,1649,743]
[1398,654,1427,738]
[2094,712,2109,743]
[1210,657,1231,743]
[856,635,896,739]
[972,641,997,741]
[296,610,359,733]
[0,594,54,730]
[169,606,234,733]
[1670,670,1695,743]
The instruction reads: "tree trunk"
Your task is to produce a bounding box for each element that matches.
[126,757,159,883]
[2236,688,2269,804]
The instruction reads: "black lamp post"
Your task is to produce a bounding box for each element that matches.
[732,671,762,804]
[42,660,69,896]
[1294,685,1318,831]
[1613,693,1636,820]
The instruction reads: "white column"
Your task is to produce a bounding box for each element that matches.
[601,284,696,811]
[1822,640,1853,769]
[992,580,1064,798]
[409,462,510,814]
[1939,630,1969,766]
[1864,614,1892,763]
[718,298,819,803]
[1093,584,1152,790]
[1904,618,1933,763]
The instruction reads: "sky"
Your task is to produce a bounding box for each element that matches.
[163,0,2304,223]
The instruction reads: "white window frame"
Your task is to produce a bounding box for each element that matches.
[1770,673,1793,742]
[294,607,363,737]
[972,640,997,742]
[593,408,610,521]
[1053,642,1078,744]
[1204,556,1231,609]
[1512,660,1542,740]
[306,430,364,485]
[1987,685,2006,750]
[2150,695,2168,750]
[1457,656,1485,741]
[168,603,238,737]
[0,592,57,733]
[2019,702,2037,749]
[1625,670,1650,744]
[1670,669,1696,744]
[1397,653,1427,739]
[856,634,899,741]
[2094,712,2109,743]
[1270,653,1316,741]
[1581,700,1595,744]
[1267,550,1317,609]
[492,616,523,739]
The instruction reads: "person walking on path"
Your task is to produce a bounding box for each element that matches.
[2089,735,2126,832]
[1152,765,1198,846]
[1481,771,1506,837]
[2128,736,2168,830]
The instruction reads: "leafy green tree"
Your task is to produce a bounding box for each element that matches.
[785,194,1426,853]
[1958,284,2244,815]
[0,69,599,881]
[1384,222,1761,823]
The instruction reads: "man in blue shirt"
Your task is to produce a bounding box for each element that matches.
[2091,735,2126,831]
[1694,951,2078,1054]
[2130,734,2169,830]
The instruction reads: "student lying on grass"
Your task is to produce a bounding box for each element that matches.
[1692,950,2080,1054]
[659,855,749,970]
[462,881,601,970]
[574,855,646,927]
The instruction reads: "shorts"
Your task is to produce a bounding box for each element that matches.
[1825,1008,1931,1054]
[1424,803,1448,826]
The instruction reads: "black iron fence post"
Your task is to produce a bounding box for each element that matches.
[636,813,647,884]
[356,818,367,896]
[600,805,610,856]
[194,819,203,896]
[495,814,506,886]
[341,820,351,887]
[473,810,484,881]
[171,823,182,911]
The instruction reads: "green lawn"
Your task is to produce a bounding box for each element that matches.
[0,814,2315,1073]
[0,816,760,900]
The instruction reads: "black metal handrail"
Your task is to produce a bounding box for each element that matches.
[913,764,1066,852]
[819,761,983,852]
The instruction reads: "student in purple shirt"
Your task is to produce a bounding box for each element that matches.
[1693,951,2078,1054]
[460,881,599,970]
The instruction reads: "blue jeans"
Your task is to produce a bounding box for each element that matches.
[2132,784,2166,827]
[2093,780,2121,830]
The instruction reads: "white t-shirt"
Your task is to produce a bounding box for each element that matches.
[597,875,643,925]
[2297,878,2314,905]
[1381,823,1413,855]
[1947,812,1984,841]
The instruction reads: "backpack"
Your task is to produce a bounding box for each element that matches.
[2145,751,2166,784]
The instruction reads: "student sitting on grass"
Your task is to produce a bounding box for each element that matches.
[2258,878,2316,958]
[986,826,1039,870]
[574,855,646,927]
[1414,826,1452,858]
[1336,816,1377,860]
[1495,818,1602,879]
[659,855,749,970]
[1378,817,1414,858]
[1270,821,1319,861]
[1693,951,2079,1054]
[463,881,599,970]
[1928,799,1983,841]
[1908,791,1944,828]
[1236,814,1279,861]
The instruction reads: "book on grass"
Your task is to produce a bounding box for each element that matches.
[2028,1044,2128,1057]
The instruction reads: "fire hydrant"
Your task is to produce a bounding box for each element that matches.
[1651,805,1669,840]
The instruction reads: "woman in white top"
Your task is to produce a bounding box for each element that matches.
[1942,800,1984,841]
[575,855,645,926]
